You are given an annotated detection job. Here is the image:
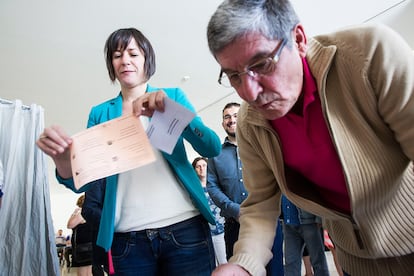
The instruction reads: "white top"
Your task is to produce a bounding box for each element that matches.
[114,117,198,232]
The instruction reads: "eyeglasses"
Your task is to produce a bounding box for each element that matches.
[218,39,287,88]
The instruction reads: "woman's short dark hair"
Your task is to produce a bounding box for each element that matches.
[104,28,156,82]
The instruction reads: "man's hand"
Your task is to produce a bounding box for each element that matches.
[212,263,251,276]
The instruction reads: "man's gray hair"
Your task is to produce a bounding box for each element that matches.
[207,0,300,55]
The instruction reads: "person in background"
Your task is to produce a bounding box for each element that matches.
[192,156,227,265]
[207,102,284,275]
[324,229,344,276]
[37,27,221,275]
[82,183,106,276]
[207,102,246,260]
[55,229,66,247]
[281,195,329,276]
[206,0,414,275]
[67,195,93,276]
[55,229,67,265]
[302,247,314,276]
[64,235,72,271]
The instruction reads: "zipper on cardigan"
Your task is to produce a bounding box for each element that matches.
[351,218,365,249]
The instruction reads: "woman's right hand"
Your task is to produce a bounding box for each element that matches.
[36,125,73,178]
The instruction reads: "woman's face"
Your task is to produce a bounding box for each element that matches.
[112,38,147,89]
[195,159,207,179]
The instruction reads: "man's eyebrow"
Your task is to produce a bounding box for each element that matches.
[221,50,272,74]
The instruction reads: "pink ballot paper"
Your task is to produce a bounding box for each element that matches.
[70,115,156,189]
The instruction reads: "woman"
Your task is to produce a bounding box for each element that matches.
[37,28,221,275]
[67,195,93,276]
[192,157,227,265]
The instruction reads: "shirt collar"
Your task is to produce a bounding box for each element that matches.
[301,57,318,112]
[223,136,237,147]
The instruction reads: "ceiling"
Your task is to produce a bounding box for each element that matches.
[1,0,413,228]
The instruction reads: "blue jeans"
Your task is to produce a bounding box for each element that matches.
[283,223,329,276]
[224,217,239,259]
[109,215,216,276]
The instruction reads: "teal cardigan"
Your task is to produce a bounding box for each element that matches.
[57,85,221,251]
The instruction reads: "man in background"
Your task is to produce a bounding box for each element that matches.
[281,195,329,275]
[55,229,66,265]
[208,102,284,275]
[207,102,246,260]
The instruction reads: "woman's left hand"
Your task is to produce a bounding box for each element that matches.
[132,90,166,117]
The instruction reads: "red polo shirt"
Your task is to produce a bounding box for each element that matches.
[271,58,350,214]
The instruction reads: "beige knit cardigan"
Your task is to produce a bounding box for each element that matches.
[230,24,414,276]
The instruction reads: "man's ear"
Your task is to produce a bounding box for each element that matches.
[293,24,308,58]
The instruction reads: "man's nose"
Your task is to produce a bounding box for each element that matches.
[237,74,260,102]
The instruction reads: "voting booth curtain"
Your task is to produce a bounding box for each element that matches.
[0,98,59,276]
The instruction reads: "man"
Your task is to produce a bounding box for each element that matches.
[55,229,66,247]
[207,102,247,260]
[281,195,329,276]
[207,102,284,275]
[55,229,66,265]
[206,0,414,275]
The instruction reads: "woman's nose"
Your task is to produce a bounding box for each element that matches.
[121,55,131,64]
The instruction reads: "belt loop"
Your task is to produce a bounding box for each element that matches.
[130,231,137,243]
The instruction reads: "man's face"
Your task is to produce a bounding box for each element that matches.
[215,28,307,120]
[222,105,240,137]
